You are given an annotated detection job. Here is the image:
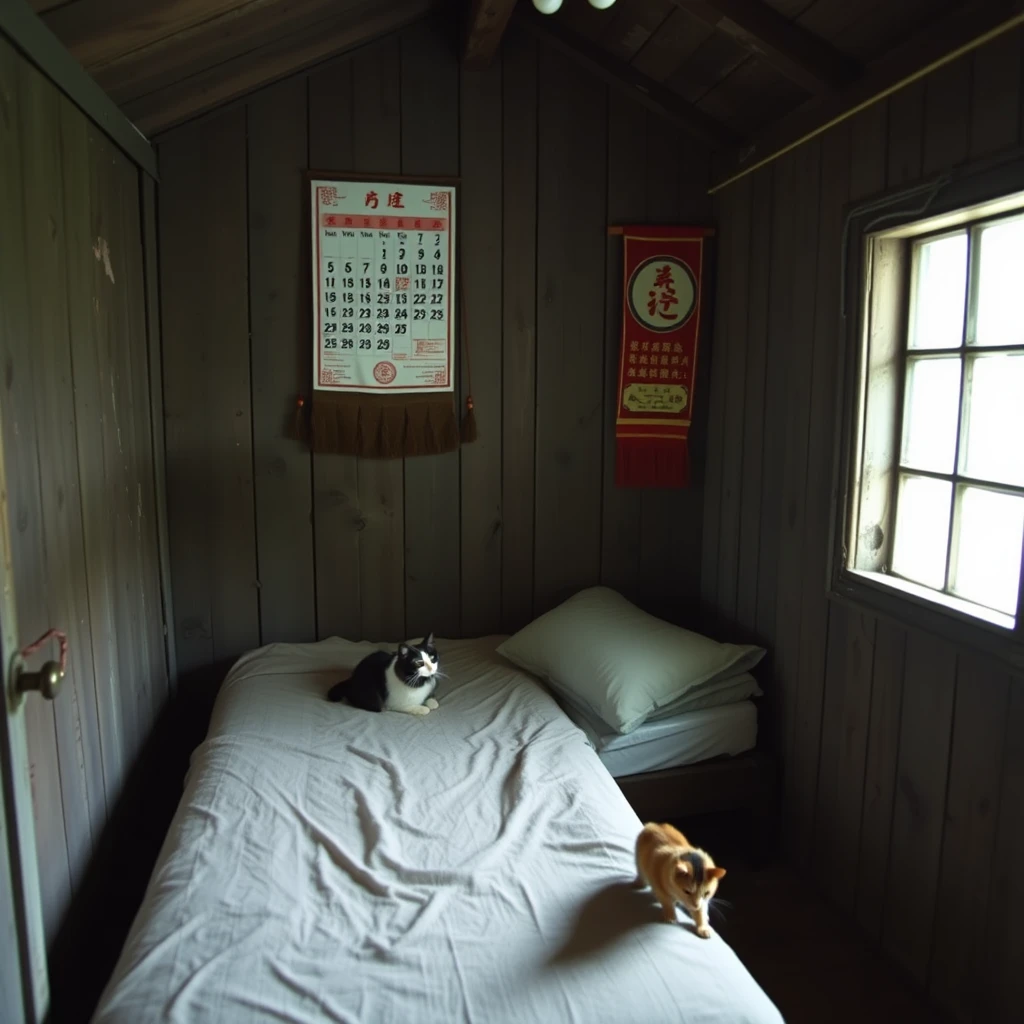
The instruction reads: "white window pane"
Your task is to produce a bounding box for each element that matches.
[951,486,1024,615]
[891,474,952,590]
[960,353,1024,487]
[974,215,1024,347]
[901,356,961,473]
[909,233,967,350]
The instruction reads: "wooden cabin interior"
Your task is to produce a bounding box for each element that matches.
[1,1,1023,1022]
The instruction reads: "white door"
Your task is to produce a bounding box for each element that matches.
[0,412,51,1024]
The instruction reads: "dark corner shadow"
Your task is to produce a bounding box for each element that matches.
[547,880,692,967]
[45,661,229,1024]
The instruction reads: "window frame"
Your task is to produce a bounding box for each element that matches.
[829,150,1024,671]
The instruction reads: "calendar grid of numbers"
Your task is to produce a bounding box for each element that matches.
[310,177,456,394]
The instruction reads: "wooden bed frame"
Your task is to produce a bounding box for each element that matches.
[615,750,778,836]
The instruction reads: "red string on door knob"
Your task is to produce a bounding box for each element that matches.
[19,629,68,675]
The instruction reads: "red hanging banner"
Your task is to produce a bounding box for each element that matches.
[613,225,713,489]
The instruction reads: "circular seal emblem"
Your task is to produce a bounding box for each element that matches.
[627,255,696,333]
[373,361,397,385]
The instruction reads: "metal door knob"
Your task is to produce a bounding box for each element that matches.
[16,661,63,700]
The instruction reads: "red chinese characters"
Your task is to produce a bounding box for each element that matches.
[614,228,709,488]
[647,264,679,321]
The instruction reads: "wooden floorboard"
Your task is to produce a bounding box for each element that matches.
[716,860,950,1024]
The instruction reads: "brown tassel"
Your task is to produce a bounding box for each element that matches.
[460,395,477,443]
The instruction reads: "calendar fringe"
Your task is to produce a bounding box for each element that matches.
[615,437,690,489]
[310,392,459,458]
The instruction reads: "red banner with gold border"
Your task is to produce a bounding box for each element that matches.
[613,226,712,488]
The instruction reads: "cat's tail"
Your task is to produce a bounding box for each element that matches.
[326,679,349,702]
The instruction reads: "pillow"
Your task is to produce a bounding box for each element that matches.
[557,673,761,752]
[496,587,765,734]
[645,671,763,721]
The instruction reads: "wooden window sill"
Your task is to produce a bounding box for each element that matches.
[828,567,1023,673]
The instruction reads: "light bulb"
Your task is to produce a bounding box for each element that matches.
[532,0,563,13]
[587,0,617,8]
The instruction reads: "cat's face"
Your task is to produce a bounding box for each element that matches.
[672,855,726,913]
[397,633,438,681]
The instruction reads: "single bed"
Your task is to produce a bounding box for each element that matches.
[92,636,782,1024]
[562,698,758,777]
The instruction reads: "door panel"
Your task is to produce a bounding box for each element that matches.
[1,799,28,1022]
[0,415,50,1024]
[0,35,73,947]
[0,28,169,1009]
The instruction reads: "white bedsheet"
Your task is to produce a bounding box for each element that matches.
[93,637,782,1024]
[563,700,759,777]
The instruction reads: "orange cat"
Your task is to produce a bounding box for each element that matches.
[633,822,726,938]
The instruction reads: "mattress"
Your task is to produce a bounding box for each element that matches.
[564,700,759,777]
[93,636,782,1024]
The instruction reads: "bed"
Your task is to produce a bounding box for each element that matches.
[92,636,783,1024]
[562,696,758,777]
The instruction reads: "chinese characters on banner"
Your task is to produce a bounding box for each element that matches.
[614,226,712,488]
[310,178,456,394]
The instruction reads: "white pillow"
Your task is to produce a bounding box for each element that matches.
[496,587,765,734]
[645,671,763,721]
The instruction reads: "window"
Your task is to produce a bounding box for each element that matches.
[834,173,1024,662]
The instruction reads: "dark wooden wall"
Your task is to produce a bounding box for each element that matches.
[701,28,1024,1024]
[156,17,714,676]
[0,38,169,951]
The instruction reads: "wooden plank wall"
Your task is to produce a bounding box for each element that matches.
[0,38,169,949]
[701,28,1024,1024]
[157,17,713,672]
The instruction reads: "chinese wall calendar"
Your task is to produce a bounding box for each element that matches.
[310,177,456,394]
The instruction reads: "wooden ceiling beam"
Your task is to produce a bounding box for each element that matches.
[711,0,1024,192]
[42,0,262,70]
[515,8,739,148]
[672,0,858,93]
[462,0,517,70]
[127,0,433,136]
[91,0,373,103]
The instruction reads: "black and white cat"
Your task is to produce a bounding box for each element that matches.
[327,634,440,716]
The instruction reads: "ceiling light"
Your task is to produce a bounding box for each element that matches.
[532,0,563,13]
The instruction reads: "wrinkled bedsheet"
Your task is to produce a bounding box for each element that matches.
[93,637,782,1024]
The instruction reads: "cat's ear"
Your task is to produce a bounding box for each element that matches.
[707,866,726,880]
[398,644,411,658]
[423,632,435,648]
[675,860,693,879]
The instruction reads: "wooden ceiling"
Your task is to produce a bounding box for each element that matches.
[29,0,446,135]
[538,0,967,139]
[29,0,1008,150]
